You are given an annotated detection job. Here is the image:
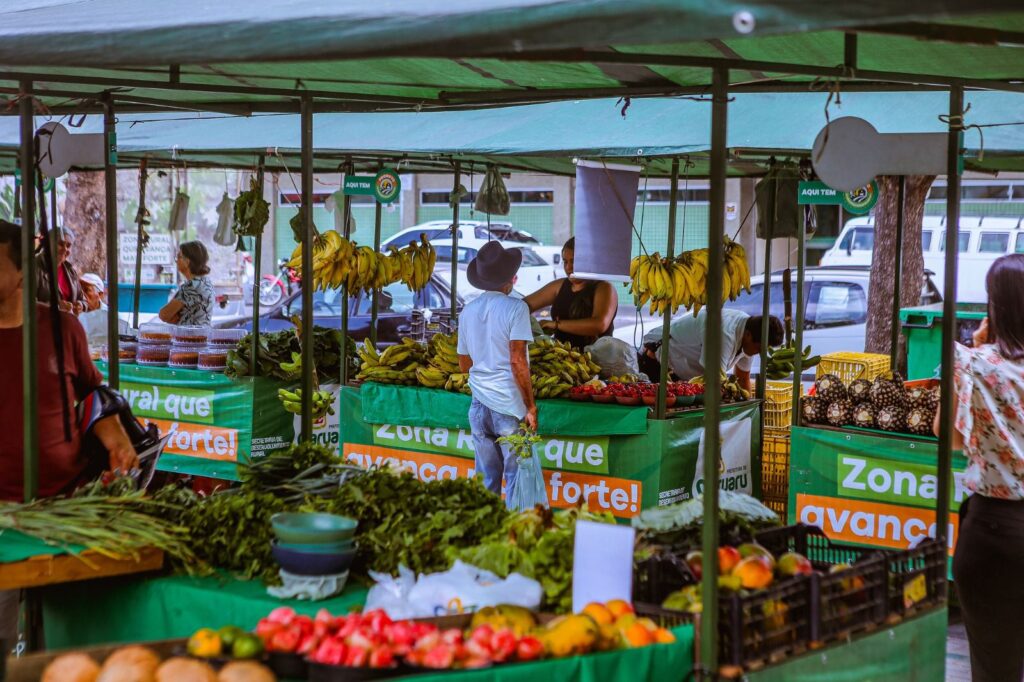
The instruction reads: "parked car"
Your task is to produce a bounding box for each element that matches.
[614,266,942,377]
[818,215,1024,303]
[223,273,460,345]
[383,220,564,271]
[429,237,559,300]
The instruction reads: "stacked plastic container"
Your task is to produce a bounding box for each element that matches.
[200,328,246,371]
[137,322,174,367]
[131,323,245,371]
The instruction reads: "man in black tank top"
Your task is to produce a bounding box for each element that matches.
[524,238,618,350]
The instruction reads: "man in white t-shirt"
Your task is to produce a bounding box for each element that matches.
[640,309,784,391]
[457,242,537,498]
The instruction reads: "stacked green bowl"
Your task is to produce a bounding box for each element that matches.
[270,512,359,575]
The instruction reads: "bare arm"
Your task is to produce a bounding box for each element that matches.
[158,298,183,323]
[541,281,617,336]
[509,340,537,430]
[734,366,752,393]
[524,280,563,313]
[933,408,965,450]
[92,415,140,472]
[458,354,473,373]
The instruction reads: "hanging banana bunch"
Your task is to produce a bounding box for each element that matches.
[277,387,336,420]
[627,237,751,316]
[288,231,436,293]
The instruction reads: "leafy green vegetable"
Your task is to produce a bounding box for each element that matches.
[632,491,780,549]
[497,426,541,459]
[225,327,358,382]
[450,506,615,613]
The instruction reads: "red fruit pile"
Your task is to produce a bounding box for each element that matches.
[256,608,545,671]
[595,382,704,398]
[569,385,600,396]
[405,624,544,670]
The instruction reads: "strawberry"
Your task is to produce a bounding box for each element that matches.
[422,644,455,669]
[312,638,347,666]
[267,607,296,626]
[490,629,517,663]
[516,636,544,661]
[368,646,395,669]
[269,626,301,653]
[344,645,369,667]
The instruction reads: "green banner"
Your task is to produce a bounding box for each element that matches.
[797,180,878,215]
[342,386,761,520]
[789,426,967,556]
[98,362,295,479]
[343,175,376,196]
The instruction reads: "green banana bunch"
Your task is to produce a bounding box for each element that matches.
[356,337,426,386]
[765,343,821,380]
[278,351,302,377]
[277,388,336,420]
[528,338,602,399]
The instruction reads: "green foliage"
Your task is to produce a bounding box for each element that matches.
[225,327,358,382]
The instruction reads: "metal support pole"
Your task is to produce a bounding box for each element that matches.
[131,159,147,329]
[251,156,266,378]
[451,162,462,320]
[340,159,353,386]
[756,179,775,402]
[937,87,963,557]
[103,94,119,390]
[49,180,57,229]
[656,158,679,419]
[299,96,314,440]
[370,167,383,346]
[700,67,729,674]
[791,210,806,424]
[20,80,38,501]
[890,176,906,370]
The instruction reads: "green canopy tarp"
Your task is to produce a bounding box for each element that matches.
[0,2,1022,112]
[3,91,1022,175]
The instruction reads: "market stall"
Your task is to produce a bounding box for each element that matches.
[5,2,1023,679]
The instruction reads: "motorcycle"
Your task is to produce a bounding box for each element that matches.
[259,258,301,307]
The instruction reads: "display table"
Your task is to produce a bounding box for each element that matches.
[39,573,370,649]
[343,385,762,520]
[789,425,964,562]
[745,607,946,681]
[0,530,163,591]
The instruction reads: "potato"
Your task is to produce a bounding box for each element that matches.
[155,657,218,682]
[218,661,277,682]
[42,652,100,682]
[98,645,161,682]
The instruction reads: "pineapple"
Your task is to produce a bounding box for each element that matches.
[852,403,877,429]
[906,385,937,409]
[870,377,906,410]
[848,379,872,404]
[815,374,848,403]
[906,407,935,435]
[827,399,854,427]
[876,405,906,432]
[801,396,827,425]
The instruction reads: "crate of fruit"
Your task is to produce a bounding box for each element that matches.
[801,371,939,438]
[886,537,947,617]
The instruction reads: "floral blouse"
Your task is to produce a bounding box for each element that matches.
[173,276,214,326]
[955,343,1024,499]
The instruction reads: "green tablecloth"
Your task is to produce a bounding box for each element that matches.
[359,384,649,436]
[0,529,82,564]
[40,573,369,650]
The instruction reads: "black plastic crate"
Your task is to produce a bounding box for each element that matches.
[755,524,888,641]
[887,537,947,616]
[633,548,697,605]
[635,602,694,629]
[720,574,814,668]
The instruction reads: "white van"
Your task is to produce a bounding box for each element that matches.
[819,215,1024,302]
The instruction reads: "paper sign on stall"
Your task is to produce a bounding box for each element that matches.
[571,520,635,612]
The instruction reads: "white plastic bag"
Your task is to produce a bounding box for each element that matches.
[585,337,640,379]
[364,561,542,619]
[506,445,549,512]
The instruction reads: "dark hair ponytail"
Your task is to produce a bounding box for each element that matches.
[179,240,210,277]
[986,254,1024,361]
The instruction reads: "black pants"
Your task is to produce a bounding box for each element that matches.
[954,494,1024,682]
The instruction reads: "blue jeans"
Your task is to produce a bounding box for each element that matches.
[468,399,521,498]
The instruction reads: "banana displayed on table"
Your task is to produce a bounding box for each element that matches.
[288,230,436,294]
[628,237,751,316]
[764,344,821,380]
[529,338,602,399]
[277,387,336,420]
[355,337,427,386]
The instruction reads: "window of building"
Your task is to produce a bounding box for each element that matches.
[979,232,1010,253]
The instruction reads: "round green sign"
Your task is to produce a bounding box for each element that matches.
[374,169,401,204]
[841,180,879,215]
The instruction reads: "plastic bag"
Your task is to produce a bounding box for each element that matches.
[585,337,640,379]
[474,166,511,216]
[167,190,189,232]
[213,193,235,246]
[266,569,349,601]
[506,445,549,512]
[364,561,542,619]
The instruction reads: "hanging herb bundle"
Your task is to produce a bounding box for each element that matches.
[233,177,270,237]
[289,210,318,244]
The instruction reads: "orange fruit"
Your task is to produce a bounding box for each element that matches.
[653,628,677,644]
[622,622,655,648]
[581,602,614,626]
[606,599,634,620]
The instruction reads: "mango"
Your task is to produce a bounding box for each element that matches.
[777,552,813,577]
[540,614,600,658]
[718,546,742,574]
[581,602,614,626]
[732,555,775,590]
[685,550,703,580]
[737,543,776,569]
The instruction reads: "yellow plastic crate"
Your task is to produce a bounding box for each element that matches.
[764,381,803,430]
[761,427,791,518]
[816,351,891,386]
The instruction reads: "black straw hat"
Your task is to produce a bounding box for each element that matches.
[467,241,523,292]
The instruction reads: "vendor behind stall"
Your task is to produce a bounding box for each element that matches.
[159,241,214,326]
[640,309,784,390]
[524,238,617,349]
[36,226,85,315]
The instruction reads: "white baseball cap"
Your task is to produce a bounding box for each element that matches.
[80,273,105,293]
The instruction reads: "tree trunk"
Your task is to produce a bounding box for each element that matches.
[63,170,107,278]
[864,175,936,369]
